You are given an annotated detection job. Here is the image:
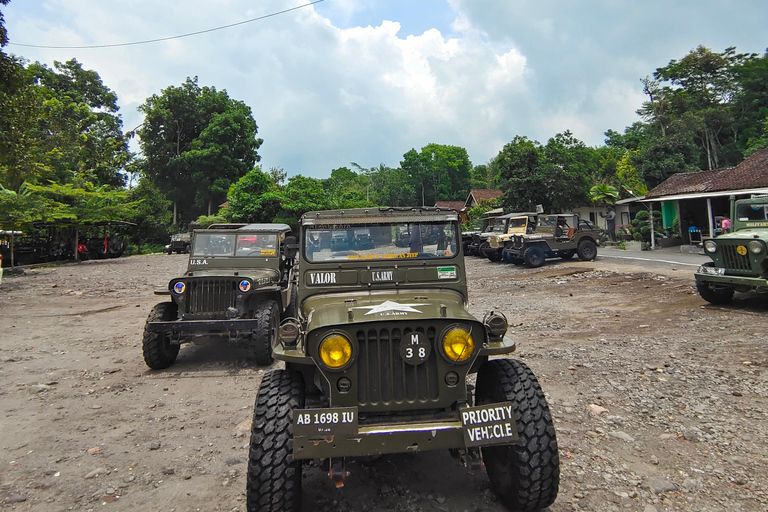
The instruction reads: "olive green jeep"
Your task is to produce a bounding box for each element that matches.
[695,195,768,304]
[164,231,192,254]
[143,223,298,369]
[246,207,559,512]
[502,214,599,267]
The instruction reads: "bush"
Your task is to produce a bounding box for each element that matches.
[125,243,165,256]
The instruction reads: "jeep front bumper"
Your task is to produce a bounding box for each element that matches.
[694,271,768,288]
[146,319,260,334]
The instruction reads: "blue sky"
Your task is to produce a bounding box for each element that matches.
[5,0,768,180]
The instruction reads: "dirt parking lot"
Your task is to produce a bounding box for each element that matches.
[0,253,766,512]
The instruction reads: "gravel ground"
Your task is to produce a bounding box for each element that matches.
[0,253,766,512]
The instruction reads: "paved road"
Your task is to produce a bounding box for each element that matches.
[597,245,709,271]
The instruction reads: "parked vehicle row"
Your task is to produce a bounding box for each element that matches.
[466,212,600,267]
[144,208,560,512]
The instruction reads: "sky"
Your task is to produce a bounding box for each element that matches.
[5,0,768,180]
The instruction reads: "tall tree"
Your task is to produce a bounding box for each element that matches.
[138,77,262,223]
[225,166,282,223]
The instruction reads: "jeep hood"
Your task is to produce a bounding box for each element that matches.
[181,268,280,281]
[716,229,768,240]
[302,289,476,333]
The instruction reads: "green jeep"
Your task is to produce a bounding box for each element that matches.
[695,195,768,304]
[143,223,298,369]
[245,207,559,512]
[502,214,599,267]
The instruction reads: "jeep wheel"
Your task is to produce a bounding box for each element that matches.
[142,303,180,370]
[476,359,559,512]
[462,240,472,255]
[246,369,305,512]
[282,286,299,320]
[696,264,734,304]
[487,250,503,262]
[479,241,491,258]
[250,300,280,365]
[560,250,575,260]
[577,240,597,261]
[523,246,546,268]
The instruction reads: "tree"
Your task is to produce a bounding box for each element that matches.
[126,178,172,252]
[0,0,20,92]
[225,167,282,223]
[470,164,499,190]
[138,77,262,223]
[401,144,472,206]
[27,59,131,187]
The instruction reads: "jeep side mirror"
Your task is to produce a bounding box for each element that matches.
[283,236,299,260]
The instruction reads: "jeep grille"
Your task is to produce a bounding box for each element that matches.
[719,242,753,272]
[356,326,440,406]
[185,279,237,318]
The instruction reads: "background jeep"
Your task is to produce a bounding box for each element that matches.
[245,207,559,512]
[502,214,599,267]
[695,195,768,304]
[143,223,298,369]
[164,231,191,254]
[486,213,538,262]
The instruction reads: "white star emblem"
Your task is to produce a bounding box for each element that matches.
[352,300,427,316]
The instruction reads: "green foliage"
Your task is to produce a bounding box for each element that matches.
[194,214,228,228]
[630,209,662,243]
[225,167,282,223]
[495,132,594,213]
[138,77,262,223]
[126,178,172,248]
[589,184,620,205]
[465,198,499,229]
[401,144,471,206]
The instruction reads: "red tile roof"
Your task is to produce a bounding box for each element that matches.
[646,149,768,199]
[435,201,465,211]
[469,189,503,202]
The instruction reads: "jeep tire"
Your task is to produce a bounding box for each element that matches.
[250,300,280,365]
[476,359,560,512]
[696,264,735,304]
[142,303,180,369]
[246,369,305,512]
[523,246,546,268]
[577,240,597,261]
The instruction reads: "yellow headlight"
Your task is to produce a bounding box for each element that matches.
[442,327,474,362]
[319,334,353,369]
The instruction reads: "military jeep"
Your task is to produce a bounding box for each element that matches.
[143,223,298,369]
[502,214,599,267]
[486,214,538,262]
[245,207,559,512]
[467,212,523,258]
[695,195,768,304]
[164,231,192,254]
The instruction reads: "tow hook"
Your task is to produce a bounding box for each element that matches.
[328,458,347,488]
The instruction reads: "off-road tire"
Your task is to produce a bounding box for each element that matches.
[246,369,305,512]
[476,359,559,512]
[479,241,491,258]
[576,239,597,261]
[250,300,279,365]
[282,286,299,320]
[462,240,472,255]
[560,250,575,260]
[142,303,180,370]
[487,250,503,262]
[696,264,734,304]
[523,246,546,268]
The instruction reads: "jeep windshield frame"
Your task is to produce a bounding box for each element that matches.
[304,220,459,263]
[191,232,279,258]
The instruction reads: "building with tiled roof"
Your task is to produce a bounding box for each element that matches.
[645,149,768,242]
[464,189,503,209]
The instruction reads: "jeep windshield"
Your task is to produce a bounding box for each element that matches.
[736,203,768,222]
[191,233,278,257]
[305,221,458,262]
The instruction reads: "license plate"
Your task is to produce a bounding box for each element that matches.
[293,407,358,438]
[460,402,519,447]
[699,265,725,276]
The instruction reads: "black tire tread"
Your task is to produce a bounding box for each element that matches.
[142,303,180,370]
[476,359,560,512]
[246,369,305,512]
[523,246,545,268]
[696,264,734,304]
[577,239,597,261]
[250,300,279,365]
